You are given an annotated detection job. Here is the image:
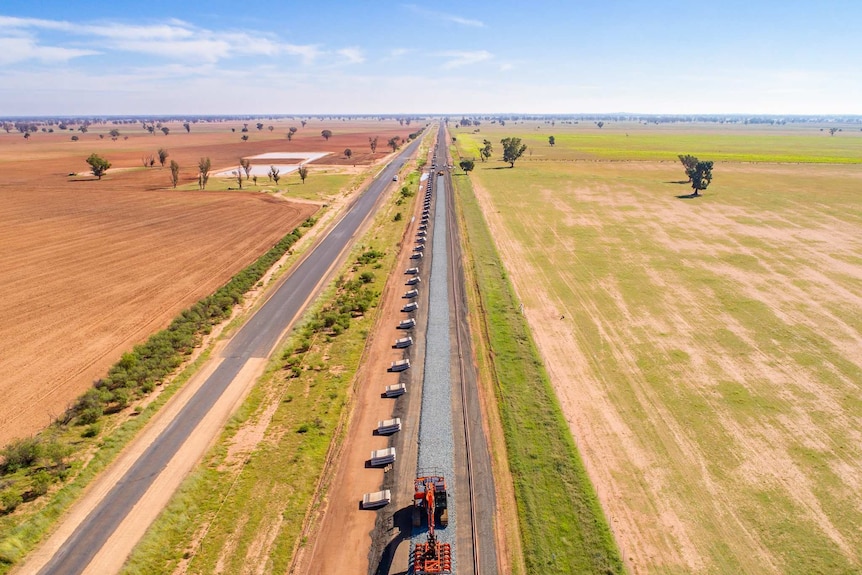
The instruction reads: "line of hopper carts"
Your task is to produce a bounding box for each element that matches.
[361,165,452,574]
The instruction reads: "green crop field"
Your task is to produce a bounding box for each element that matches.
[453,123,862,574]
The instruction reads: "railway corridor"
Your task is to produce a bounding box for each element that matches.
[411,170,458,570]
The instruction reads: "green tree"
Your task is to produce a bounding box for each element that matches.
[198,157,211,190]
[387,136,401,152]
[548,135,555,146]
[241,134,249,141]
[690,161,714,196]
[109,129,120,138]
[480,139,493,162]
[269,165,281,184]
[157,148,169,167]
[321,129,332,141]
[297,164,309,184]
[86,153,111,179]
[256,122,264,131]
[344,148,352,160]
[678,154,699,182]
[596,121,605,129]
[161,127,170,136]
[170,160,180,188]
[459,159,475,173]
[183,122,191,133]
[501,137,527,168]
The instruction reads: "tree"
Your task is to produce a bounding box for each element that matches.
[240,158,252,180]
[678,154,699,182]
[290,126,298,136]
[387,136,401,152]
[596,121,605,129]
[198,157,211,190]
[344,148,352,160]
[161,127,170,136]
[301,120,307,128]
[369,136,378,153]
[501,137,527,168]
[109,129,120,138]
[480,139,493,162]
[459,159,475,173]
[829,127,839,136]
[690,161,714,196]
[71,135,79,141]
[24,132,30,140]
[268,125,274,132]
[183,122,191,133]
[269,166,281,184]
[321,129,332,141]
[241,134,249,141]
[142,154,154,167]
[256,122,264,131]
[86,153,111,179]
[170,160,180,188]
[548,135,555,147]
[157,148,169,167]
[235,167,243,189]
[297,164,308,184]
[79,125,88,134]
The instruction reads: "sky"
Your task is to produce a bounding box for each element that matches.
[0,0,860,116]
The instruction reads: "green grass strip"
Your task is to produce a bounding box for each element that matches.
[451,167,624,575]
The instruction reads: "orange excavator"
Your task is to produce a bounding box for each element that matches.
[412,475,452,574]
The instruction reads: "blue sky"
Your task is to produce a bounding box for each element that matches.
[0,1,859,115]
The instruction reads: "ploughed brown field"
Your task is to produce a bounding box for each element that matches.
[0,119,412,445]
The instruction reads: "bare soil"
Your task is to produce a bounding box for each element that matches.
[0,120,420,444]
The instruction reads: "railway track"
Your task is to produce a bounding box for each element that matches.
[441,126,481,575]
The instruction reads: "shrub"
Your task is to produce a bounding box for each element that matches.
[394,212,402,222]
[1,437,42,473]
[30,470,53,497]
[82,423,101,438]
[1,489,23,513]
[359,271,374,284]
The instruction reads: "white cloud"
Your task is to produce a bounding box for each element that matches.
[499,63,513,71]
[440,50,492,69]
[337,47,365,64]
[0,35,99,65]
[0,16,321,65]
[403,5,484,27]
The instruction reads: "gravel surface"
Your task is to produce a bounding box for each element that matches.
[412,174,457,571]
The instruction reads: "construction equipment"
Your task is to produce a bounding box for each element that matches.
[412,475,451,574]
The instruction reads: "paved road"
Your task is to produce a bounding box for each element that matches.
[37,137,423,575]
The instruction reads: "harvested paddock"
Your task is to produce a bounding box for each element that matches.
[0,182,314,444]
[456,124,862,574]
[0,118,418,445]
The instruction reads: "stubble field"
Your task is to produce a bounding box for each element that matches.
[454,122,862,574]
[0,118,411,444]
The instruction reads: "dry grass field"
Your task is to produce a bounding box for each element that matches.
[454,123,862,574]
[0,118,413,445]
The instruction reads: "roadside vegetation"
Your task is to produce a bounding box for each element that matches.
[450,148,624,574]
[0,218,315,570]
[121,148,429,574]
